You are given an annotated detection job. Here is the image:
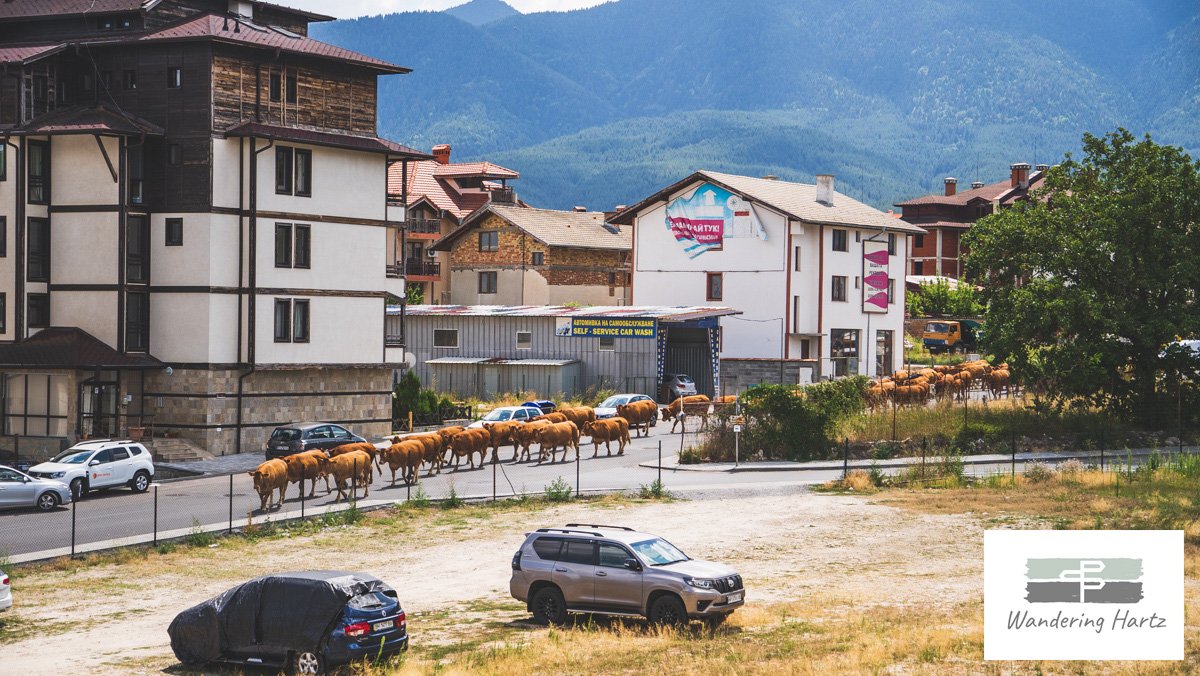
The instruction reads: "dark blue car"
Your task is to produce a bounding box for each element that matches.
[168,570,408,674]
[522,400,557,414]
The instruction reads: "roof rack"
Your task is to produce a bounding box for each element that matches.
[565,523,635,531]
[535,527,604,537]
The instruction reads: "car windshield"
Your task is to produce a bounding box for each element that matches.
[926,322,950,333]
[347,591,393,610]
[677,376,694,384]
[51,450,94,464]
[631,538,689,566]
[270,428,301,442]
[483,409,513,422]
[599,395,629,408]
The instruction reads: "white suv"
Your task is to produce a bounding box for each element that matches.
[28,440,155,499]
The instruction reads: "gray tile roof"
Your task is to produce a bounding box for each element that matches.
[698,171,925,234]
[488,205,632,251]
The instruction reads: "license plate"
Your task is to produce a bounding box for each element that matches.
[726,592,743,604]
[275,446,289,451]
[372,620,394,632]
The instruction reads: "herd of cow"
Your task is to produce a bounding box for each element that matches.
[245,395,736,512]
[866,360,1016,409]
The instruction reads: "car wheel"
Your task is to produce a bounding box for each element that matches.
[530,587,567,626]
[131,471,151,493]
[704,614,728,630]
[69,478,86,500]
[648,595,687,626]
[36,491,60,512]
[291,649,324,676]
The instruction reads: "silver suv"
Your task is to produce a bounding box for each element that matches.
[510,524,744,626]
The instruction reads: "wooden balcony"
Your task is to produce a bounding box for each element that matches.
[406,218,442,235]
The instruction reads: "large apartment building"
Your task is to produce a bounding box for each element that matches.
[0,0,427,457]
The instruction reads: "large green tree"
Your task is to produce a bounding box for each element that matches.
[964,130,1200,425]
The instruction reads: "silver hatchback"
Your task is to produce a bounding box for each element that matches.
[0,464,72,512]
[510,524,744,627]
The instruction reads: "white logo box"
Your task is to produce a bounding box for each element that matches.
[984,530,1183,661]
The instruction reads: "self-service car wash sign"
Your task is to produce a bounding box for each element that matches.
[862,240,890,313]
[664,182,765,259]
[555,317,658,338]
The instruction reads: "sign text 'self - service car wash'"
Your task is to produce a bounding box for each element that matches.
[556,317,658,338]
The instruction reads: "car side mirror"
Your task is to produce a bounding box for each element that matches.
[89,460,100,467]
[624,558,641,571]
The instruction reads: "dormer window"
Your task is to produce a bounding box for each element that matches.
[98,15,135,31]
[456,177,484,190]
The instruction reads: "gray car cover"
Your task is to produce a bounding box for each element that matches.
[168,570,382,665]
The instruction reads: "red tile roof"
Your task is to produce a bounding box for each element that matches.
[432,162,519,179]
[0,43,66,64]
[12,103,164,136]
[0,327,163,369]
[895,171,1047,208]
[388,157,521,221]
[224,121,430,158]
[127,13,406,73]
[0,0,332,22]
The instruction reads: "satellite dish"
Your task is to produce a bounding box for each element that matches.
[403,352,418,369]
[165,366,174,376]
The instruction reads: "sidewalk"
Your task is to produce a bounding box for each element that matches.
[640,445,1200,473]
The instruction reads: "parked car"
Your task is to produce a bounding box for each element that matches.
[0,464,72,512]
[265,423,367,460]
[521,400,558,415]
[169,571,408,674]
[0,569,10,612]
[662,374,698,401]
[468,406,546,429]
[28,440,154,500]
[594,394,656,424]
[510,524,744,627]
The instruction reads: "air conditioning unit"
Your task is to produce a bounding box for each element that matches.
[426,249,437,258]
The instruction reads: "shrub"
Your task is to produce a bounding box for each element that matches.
[734,377,869,461]
[1023,461,1054,483]
[393,371,456,427]
[868,462,887,487]
[443,485,464,509]
[408,484,430,508]
[638,479,671,500]
[544,477,573,502]
[844,469,873,491]
[1056,458,1085,476]
[871,442,901,460]
[185,518,215,547]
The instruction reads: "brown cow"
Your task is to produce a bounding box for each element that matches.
[617,400,658,438]
[435,426,466,466]
[381,439,424,485]
[660,394,711,423]
[393,433,443,475]
[328,442,379,475]
[324,450,373,502]
[582,418,631,457]
[534,421,579,464]
[482,420,523,463]
[249,458,289,511]
[558,407,596,431]
[447,428,491,470]
[531,412,568,424]
[282,450,330,497]
[512,420,553,463]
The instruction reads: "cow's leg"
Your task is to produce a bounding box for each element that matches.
[592,440,600,459]
[607,439,613,457]
[259,491,268,512]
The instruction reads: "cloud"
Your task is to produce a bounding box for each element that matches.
[282,0,610,20]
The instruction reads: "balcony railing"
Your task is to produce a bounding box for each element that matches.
[405,260,442,277]
[406,218,442,234]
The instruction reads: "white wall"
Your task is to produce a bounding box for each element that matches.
[50,212,120,284]
[50,135,120,206]
[255,295,383,364]
[250,142,388,222]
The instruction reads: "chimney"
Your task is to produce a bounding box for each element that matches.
[943,177,958,197]
[815,174,834,205]
[1010,162,1031,189]
[228,0,253,18]
[970,181,984,189]
[431,144,451,165]
[573,206,587,212]
[1035,163,1050,173]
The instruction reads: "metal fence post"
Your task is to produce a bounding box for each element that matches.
[301,478,306,520]
[153,484,159,546]
[352,457,358,511]
[921,437,926,482]
[657,440,662,487]
[228,473,233,533]
[71,494,77,558]
[1100,426,1105,471]
[842,438,849,480]
[493,454,497,502]
[575,444,581,499]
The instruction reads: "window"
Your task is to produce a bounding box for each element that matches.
[125,292,149,351]
[28,140,49,204]
[794,245,801,271]
[599,336,615,351]
[831,275,847,302]
[479,271,497,294]
[887,233,896,255]
[914,234,925,248]
[0,216,6,256]
[126,216,149,283]
[516,331,532,350]
[167,66,182,89]
[122,69,137,90]
[294,149,311,197]
[28,218,50,282]
[100,71,112,90]
[912,261,924,275]
[598,543,632,568]
[28,293,49,328]
[854,276,860,290]
[800,339,811,359]
[706,272,723,301]
[286,72,298,104]
[275,147,293,194]
[887,278,895,305]
[128,144,144,204]
[292,299,309,342]
[270,71,282,102]
[165,218,183,246]
[167,144,181,166]
[531,251,544,266]
[275,223,293,267]
[56,79,69,105]
[294,225,311,268]
[479,231,498,252]
[831,328,860,377]
[0,293,6,333]
[561,540,595,565]
[81,73,94,94]
[274,299,291,342]
[111,447,130,461]
[433,329,458,348]
[832,229,847,252]
[532,537,563,560]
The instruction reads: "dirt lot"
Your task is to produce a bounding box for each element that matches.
[1,485,991,674]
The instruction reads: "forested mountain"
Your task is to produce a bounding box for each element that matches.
[444,0,519,26]
[312,0,1199,210]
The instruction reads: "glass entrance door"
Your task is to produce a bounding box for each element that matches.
[876,330,894,377]
[79,381,119,439]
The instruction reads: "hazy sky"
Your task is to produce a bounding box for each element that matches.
[284,0,610,19]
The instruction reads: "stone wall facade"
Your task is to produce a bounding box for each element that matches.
[143,367,393,456]
[720,358,818,395]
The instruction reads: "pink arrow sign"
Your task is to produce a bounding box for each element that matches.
[864,250,890,266]
[866,292,888,309]
[864,271,889,289]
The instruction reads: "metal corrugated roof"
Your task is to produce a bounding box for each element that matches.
[391,305,740,322]
[426,357,489,365]
[425,357,579,367]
